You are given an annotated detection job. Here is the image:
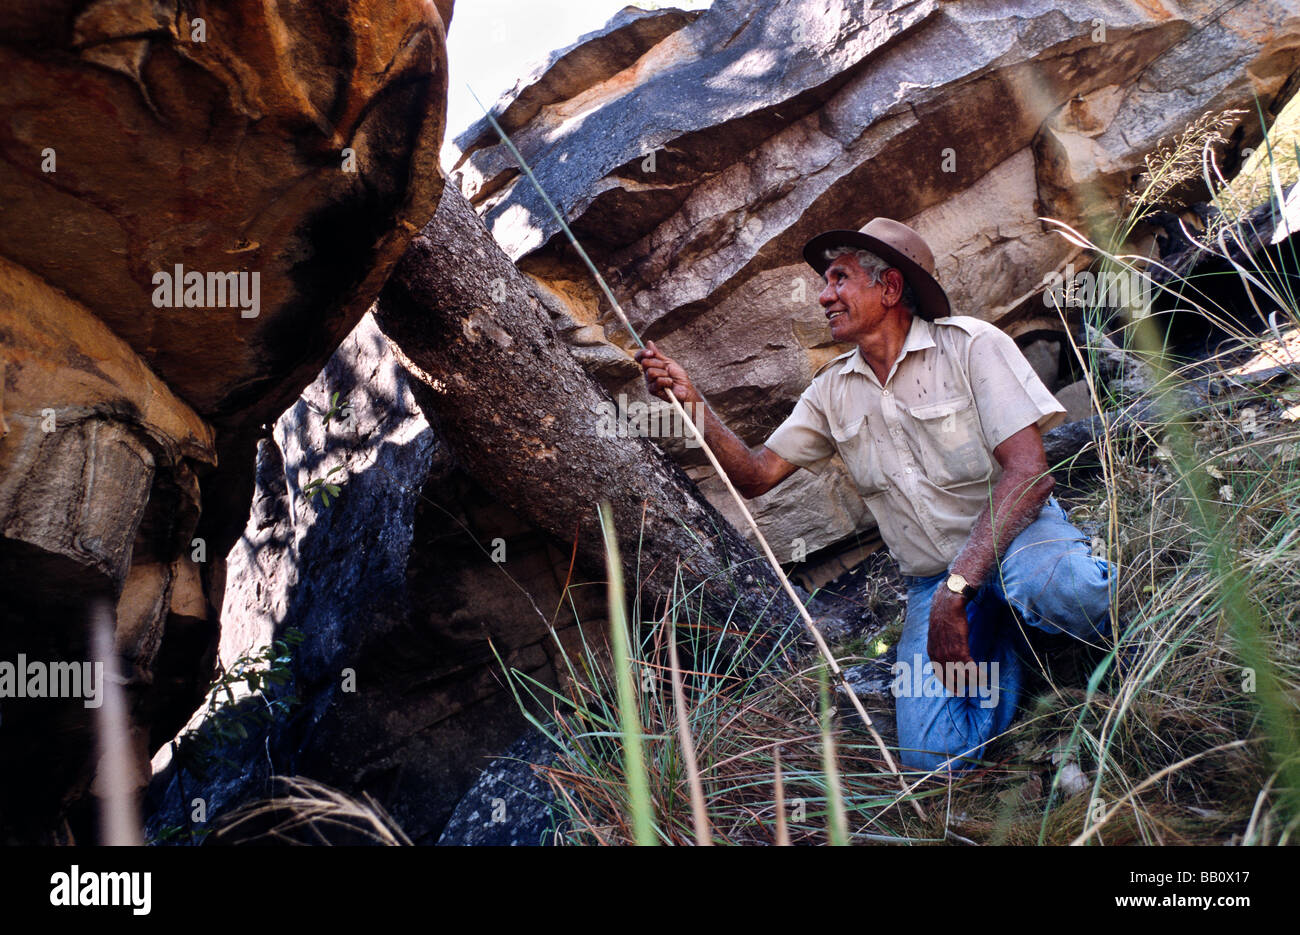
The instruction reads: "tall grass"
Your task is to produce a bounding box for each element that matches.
[598,500,657,845]
[1025,96,1300,844]
[499,506,943,844]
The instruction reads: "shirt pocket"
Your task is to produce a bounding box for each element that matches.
[830,414,887,496]
[902,396,993,488]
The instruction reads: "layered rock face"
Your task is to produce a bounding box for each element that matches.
[449,0,1300,558]
[0,0,451,841]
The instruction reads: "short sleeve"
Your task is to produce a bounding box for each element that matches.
[966,326,1068,451]
[763,381,836,474]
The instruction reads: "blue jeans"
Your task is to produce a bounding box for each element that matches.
[895,495,1117,772]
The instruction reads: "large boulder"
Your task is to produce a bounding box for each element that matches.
[0,0,452,841]
[449,0,1300,558]
[0,253,215,842]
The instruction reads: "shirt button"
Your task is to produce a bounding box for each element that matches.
[883,390,890,396]
[905,467,912,474]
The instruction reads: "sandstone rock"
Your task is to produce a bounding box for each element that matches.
[437,730,562,846]
[0,0,453,562]
[1054,379,1097,424]
[0,253,217,840]
[447,4,703,179]
[1,0,449,417]
[0,0,452,842]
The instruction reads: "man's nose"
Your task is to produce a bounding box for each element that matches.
[818,282,835,306]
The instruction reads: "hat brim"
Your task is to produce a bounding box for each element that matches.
[802,229,951,321]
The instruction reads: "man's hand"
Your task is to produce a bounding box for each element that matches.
[634,340,702,405]
[927,588,976,695]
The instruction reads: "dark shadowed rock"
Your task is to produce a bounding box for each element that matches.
[437,730,563,846]
[147,314,608,844]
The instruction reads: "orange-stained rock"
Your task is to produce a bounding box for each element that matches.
[0,0,450,422]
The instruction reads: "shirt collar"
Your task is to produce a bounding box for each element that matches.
[838,315,937,378]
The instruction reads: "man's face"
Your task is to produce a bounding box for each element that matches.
[819,254,895,343]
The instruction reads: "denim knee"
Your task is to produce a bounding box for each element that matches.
[1024,551,1115,640]
[895,581,1020,773]
[896,703,988,773]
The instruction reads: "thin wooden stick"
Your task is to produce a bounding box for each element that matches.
[474,89,924,822]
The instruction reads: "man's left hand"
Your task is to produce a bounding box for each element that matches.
[927,589,976,695]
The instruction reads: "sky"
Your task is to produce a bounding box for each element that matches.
[443,0,713,146]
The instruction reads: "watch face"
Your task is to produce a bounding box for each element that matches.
[946,574,972,598]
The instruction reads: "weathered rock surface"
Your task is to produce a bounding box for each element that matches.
[376,184,810,654]
[437,730,562,846]
[0,0,452,841]
[0,253,216,841]
[1,0,453,559]
[449,4,703,175]
[450,0,1300,558]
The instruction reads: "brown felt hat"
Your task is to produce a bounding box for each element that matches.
[802,217,952,321]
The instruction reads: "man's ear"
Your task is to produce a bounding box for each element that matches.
[883,267,906,306]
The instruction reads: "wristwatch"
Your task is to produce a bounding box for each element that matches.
[945,572,979,602]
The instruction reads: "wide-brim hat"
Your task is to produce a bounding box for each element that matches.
[802,217,951,321]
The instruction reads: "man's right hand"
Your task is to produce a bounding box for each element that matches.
[634,339,799,498]
[634,340,701,405]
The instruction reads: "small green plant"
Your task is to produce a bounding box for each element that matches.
[303,389,352,507]
[320,390,352,430]
[173,628,305,781]
[152,629,306,845]
[304,465,345,507]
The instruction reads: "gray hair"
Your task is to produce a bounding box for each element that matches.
[822,246,918,312]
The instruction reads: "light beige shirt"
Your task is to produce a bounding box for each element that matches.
[764,314,1067,577]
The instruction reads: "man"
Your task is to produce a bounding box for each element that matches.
[635,217,1118,772]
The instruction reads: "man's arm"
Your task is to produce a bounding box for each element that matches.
[926,423,1056,685]
[635,341,799,498]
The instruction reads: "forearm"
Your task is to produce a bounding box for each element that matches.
[948,469,1055,587]
[690,398,772,496]
[635,340,785,497]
